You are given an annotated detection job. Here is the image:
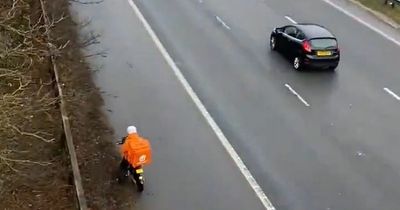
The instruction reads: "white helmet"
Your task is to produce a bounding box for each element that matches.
[127,125,137,134]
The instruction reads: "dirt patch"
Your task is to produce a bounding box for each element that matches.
[1,0,134,209]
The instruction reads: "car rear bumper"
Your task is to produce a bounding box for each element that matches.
[303,56,339,69]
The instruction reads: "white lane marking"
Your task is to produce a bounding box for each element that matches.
[384,87,400,101]
[322,0,400,47]
[127,0,275,209]
[285,84,310,107]
[284,16,297,24]
[356,151,366,157]
[216,15,231,30]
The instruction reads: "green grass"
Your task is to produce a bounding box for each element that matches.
[356,0,400,24]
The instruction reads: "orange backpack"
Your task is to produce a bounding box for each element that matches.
[121,134,152,168]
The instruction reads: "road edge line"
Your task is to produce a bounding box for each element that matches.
[126,0,276,209]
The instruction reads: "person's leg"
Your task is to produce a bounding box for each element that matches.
[117,158,129,183]
[119,158,129,175]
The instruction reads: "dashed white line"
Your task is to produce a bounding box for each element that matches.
[284,16,297,24]
[285,84,310,107]
[322,0,400,47]
[216,15,231,30]
[384,87,400,101]
[126,0,275,209]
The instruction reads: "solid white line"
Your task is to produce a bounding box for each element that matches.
[126,0,275,209]
[284,16,297,24]
[384,87,400,101]
[285,84,310,107]
[322,0,400,47]
[216,15,231,30]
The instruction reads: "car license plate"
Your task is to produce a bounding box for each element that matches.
[317,51,332,56]
[136,168,144,173]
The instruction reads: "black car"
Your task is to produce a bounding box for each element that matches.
[270,23,340,71]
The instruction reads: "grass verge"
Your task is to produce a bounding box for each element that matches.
[355,0,400,25]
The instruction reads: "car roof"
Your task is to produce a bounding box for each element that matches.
[294,23,335,39]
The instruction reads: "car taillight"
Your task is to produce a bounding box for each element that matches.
[302,40,312,53]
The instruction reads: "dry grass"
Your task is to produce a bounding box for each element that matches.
[356,0,400,24]
[1,0,134,209]
[0,0,74,209]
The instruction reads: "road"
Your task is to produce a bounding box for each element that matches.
[71,0,400,209]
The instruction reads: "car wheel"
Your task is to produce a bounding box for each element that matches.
[293,57,302,71]
[328,65,337,71]
[270,36,277,51]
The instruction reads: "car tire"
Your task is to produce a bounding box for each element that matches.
[270,35,277,51]
[328,65,338,71]
[293,57,303,71]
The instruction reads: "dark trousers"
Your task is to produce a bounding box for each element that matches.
[119,158,140,180]
[119,158,130,175]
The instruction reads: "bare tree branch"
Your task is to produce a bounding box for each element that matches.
[8,124,55,143]
[83,51,107,58]
[0,154,51,166]
[80,31,101,47]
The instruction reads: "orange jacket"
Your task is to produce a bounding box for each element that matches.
[121,133,152,167]
[121,133,142,155]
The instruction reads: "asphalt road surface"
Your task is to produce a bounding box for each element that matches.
[71,0,400,209]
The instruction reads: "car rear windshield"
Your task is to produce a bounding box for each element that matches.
[310,38,337,49]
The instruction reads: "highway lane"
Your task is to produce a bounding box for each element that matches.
[70,1,266,209]
[263,0,400,91]
[133,0,400,209]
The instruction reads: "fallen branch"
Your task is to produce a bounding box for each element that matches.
[0,157,20,173]
[11,78,31,96]
[0,154,51,166]
[8,124,55,143]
